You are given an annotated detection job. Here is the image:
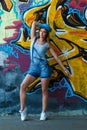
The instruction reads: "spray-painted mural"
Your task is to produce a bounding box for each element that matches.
[0,0,87,114]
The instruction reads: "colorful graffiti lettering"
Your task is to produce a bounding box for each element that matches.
[1,0,87,113]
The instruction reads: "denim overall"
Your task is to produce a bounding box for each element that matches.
[28,38,51,78]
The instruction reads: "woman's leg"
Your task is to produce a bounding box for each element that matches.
[20,74,36,110]
[41,78,50,112]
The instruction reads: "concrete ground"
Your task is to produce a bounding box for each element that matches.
[0,114,87,130]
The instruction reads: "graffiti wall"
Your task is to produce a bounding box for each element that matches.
[0,0,87,114]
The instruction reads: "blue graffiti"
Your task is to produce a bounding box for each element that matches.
[49,78,74,98]
[0,9,4,15]
[31,0,50,7]
[0,9,4,25]
[0,44,19,58]
[12,0,19,18]
[10,42,30,56]
[49,77,87,102]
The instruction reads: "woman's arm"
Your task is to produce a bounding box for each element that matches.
[49,44,71,76]
[31,21,39,39]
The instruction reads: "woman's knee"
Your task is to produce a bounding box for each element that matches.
[20,82,26,92]
[42,87,48,95]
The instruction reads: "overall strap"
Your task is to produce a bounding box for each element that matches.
[31,38,47,61]
[30,37,37,61]
[33,47,42,59]
[33,46,47,61]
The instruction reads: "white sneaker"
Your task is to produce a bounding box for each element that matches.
[40,112,47,121]
[19,107,28,121]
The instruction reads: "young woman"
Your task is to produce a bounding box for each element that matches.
[19,21,70,121]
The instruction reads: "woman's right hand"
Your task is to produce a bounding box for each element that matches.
[64,68,71,77]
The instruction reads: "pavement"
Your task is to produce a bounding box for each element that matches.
[0,113,87,130]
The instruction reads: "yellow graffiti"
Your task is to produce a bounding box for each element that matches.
[48,0,87,98]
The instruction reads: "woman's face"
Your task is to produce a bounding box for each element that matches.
[39,28,48,39]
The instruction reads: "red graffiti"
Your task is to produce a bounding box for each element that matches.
[67,0,87,11]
